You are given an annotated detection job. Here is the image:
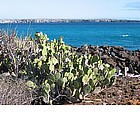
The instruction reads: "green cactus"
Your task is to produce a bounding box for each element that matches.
[83,85,92,95]
[56,78,64,87]
[14,32,116,104]
[82,75,89,85]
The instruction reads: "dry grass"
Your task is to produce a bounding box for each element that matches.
[0,74,37,105]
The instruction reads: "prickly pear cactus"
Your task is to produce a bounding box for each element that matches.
[23,32,116,104]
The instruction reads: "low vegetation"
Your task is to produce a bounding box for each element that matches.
[0,30,116,105]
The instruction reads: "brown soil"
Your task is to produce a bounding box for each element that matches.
[0,74,140,105]
[75,76,140,105]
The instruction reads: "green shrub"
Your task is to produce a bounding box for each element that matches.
[0,30,34,77]
[0,31,116,104]
[25,32,116,104]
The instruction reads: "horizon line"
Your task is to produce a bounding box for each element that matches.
[0,18,140,20]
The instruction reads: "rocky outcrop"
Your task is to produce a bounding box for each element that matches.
[76,45,140,74]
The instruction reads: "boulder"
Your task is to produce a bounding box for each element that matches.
[76,45,140,75]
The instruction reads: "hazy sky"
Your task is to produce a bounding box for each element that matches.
[0,0,140,19]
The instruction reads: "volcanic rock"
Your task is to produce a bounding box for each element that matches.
[76,45,140,74]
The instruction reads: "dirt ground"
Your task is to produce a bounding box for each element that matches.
[75,76,140,105]
[0,74,140,105]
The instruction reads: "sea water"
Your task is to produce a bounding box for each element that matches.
[0,22,140,50]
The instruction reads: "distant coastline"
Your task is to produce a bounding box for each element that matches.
[0,19,140,24]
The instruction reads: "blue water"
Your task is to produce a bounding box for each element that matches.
[0,22,140,50]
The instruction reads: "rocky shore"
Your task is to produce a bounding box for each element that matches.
[75,45,140,75]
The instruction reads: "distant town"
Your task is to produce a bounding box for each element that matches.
[0,19,140,23]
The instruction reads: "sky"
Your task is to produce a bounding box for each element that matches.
[0,0,140,19]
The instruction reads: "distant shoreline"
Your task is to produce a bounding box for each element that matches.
[0,19,140,24]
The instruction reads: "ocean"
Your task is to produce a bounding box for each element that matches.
[0,22,140,50]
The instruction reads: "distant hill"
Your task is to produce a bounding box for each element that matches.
[0,19,140,23]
